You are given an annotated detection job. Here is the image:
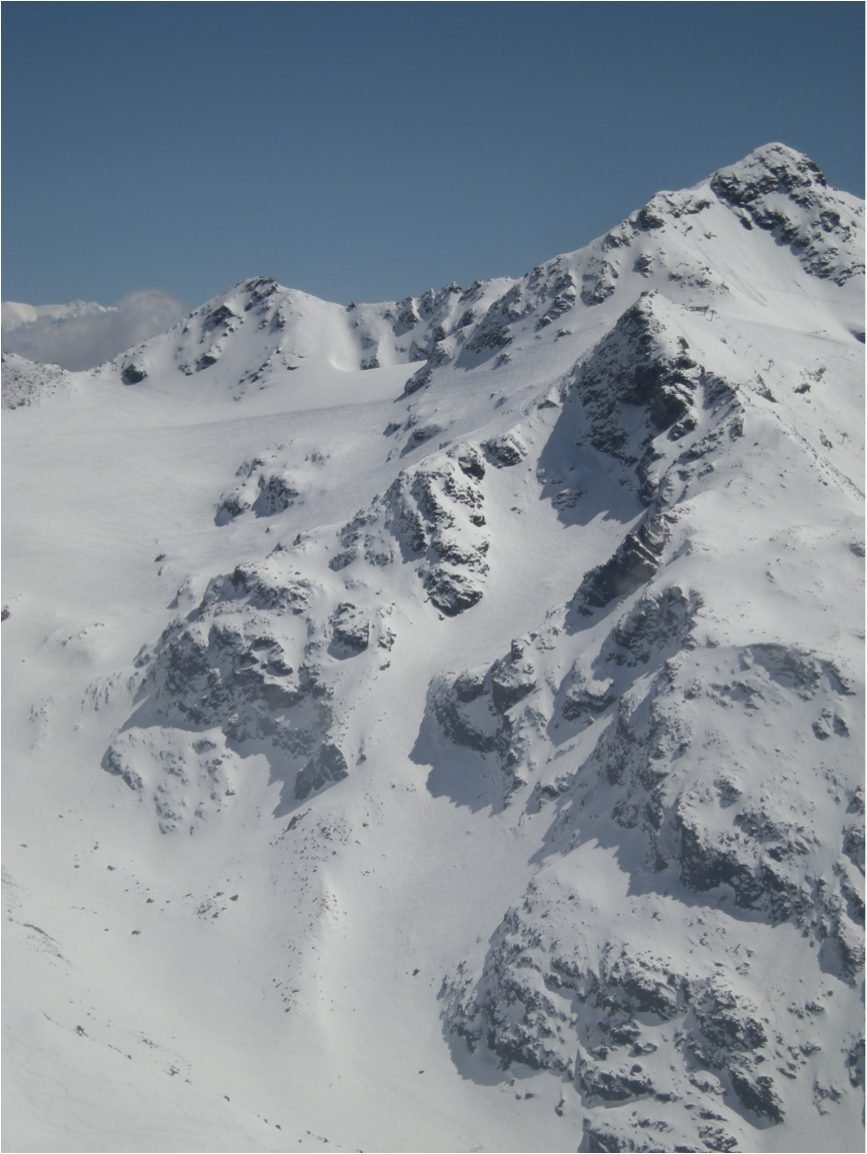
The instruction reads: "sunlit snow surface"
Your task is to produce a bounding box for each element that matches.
[3,144,864,1153]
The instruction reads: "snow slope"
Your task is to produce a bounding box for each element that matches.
[3,143,864,1153]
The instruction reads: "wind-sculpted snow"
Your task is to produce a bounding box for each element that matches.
[4,145,863,1153]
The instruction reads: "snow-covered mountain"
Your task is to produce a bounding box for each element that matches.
[3,143,864,1153]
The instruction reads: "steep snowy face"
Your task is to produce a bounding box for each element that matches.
[3,146,864,1154]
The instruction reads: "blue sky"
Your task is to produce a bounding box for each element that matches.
[3,2,864,310]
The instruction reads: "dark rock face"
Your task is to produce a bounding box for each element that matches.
[132,599,310,739]
[395,464,489,614]
[121,363,147,385]
[455,446,485,480]
[570,638,860,954]
[846,1038,865,1087]
[490,652,537,713]
[543,292,745,520]
[403,423,444,453]
[424,568,484,615]
[215,489,250,524]
[535,271,577,329]
[102,743,145,793]
[403,342,451,396]
[441,903,577,1076]
[240,276,280,312]
[580,254,619,306]
[442,866,842,1149]
[208,562,314,616]
[576,295,702,458]
[607,585,701,666]
[252,472,300,517]
[576,512,672,611]
[482,432,527,468]
[294,741,349,801]
[203,303,239,333]
[461,286,522,361]
[694,980,767,1052]
[399,257,584,390]
[392,298,419,336]
[600,948,684,1021]
[431,585,703,804]
[580,1119,706,1153]
[561,681,613,725]
[331,504,393,571]
[578,1063,654,1103]
[727,1070,784,1124]
[329,603,369,655]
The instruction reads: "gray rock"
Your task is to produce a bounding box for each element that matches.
[482,432,527,468]
[329,603,369,655]
[578,1063,654,1103]
[728,1069,784,1124]
[576,513,672,611]
[295,742,349,801]
[252,472,299,516]
[121,363,147,385]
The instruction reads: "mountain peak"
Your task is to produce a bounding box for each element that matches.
[704,141,862,286]
[711,141,828,200]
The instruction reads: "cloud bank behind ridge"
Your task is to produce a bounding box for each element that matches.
[2,290,187,371]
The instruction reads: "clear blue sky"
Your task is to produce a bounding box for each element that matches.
[3,1,864,309]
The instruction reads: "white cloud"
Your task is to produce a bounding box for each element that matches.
[1,290,187,371]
